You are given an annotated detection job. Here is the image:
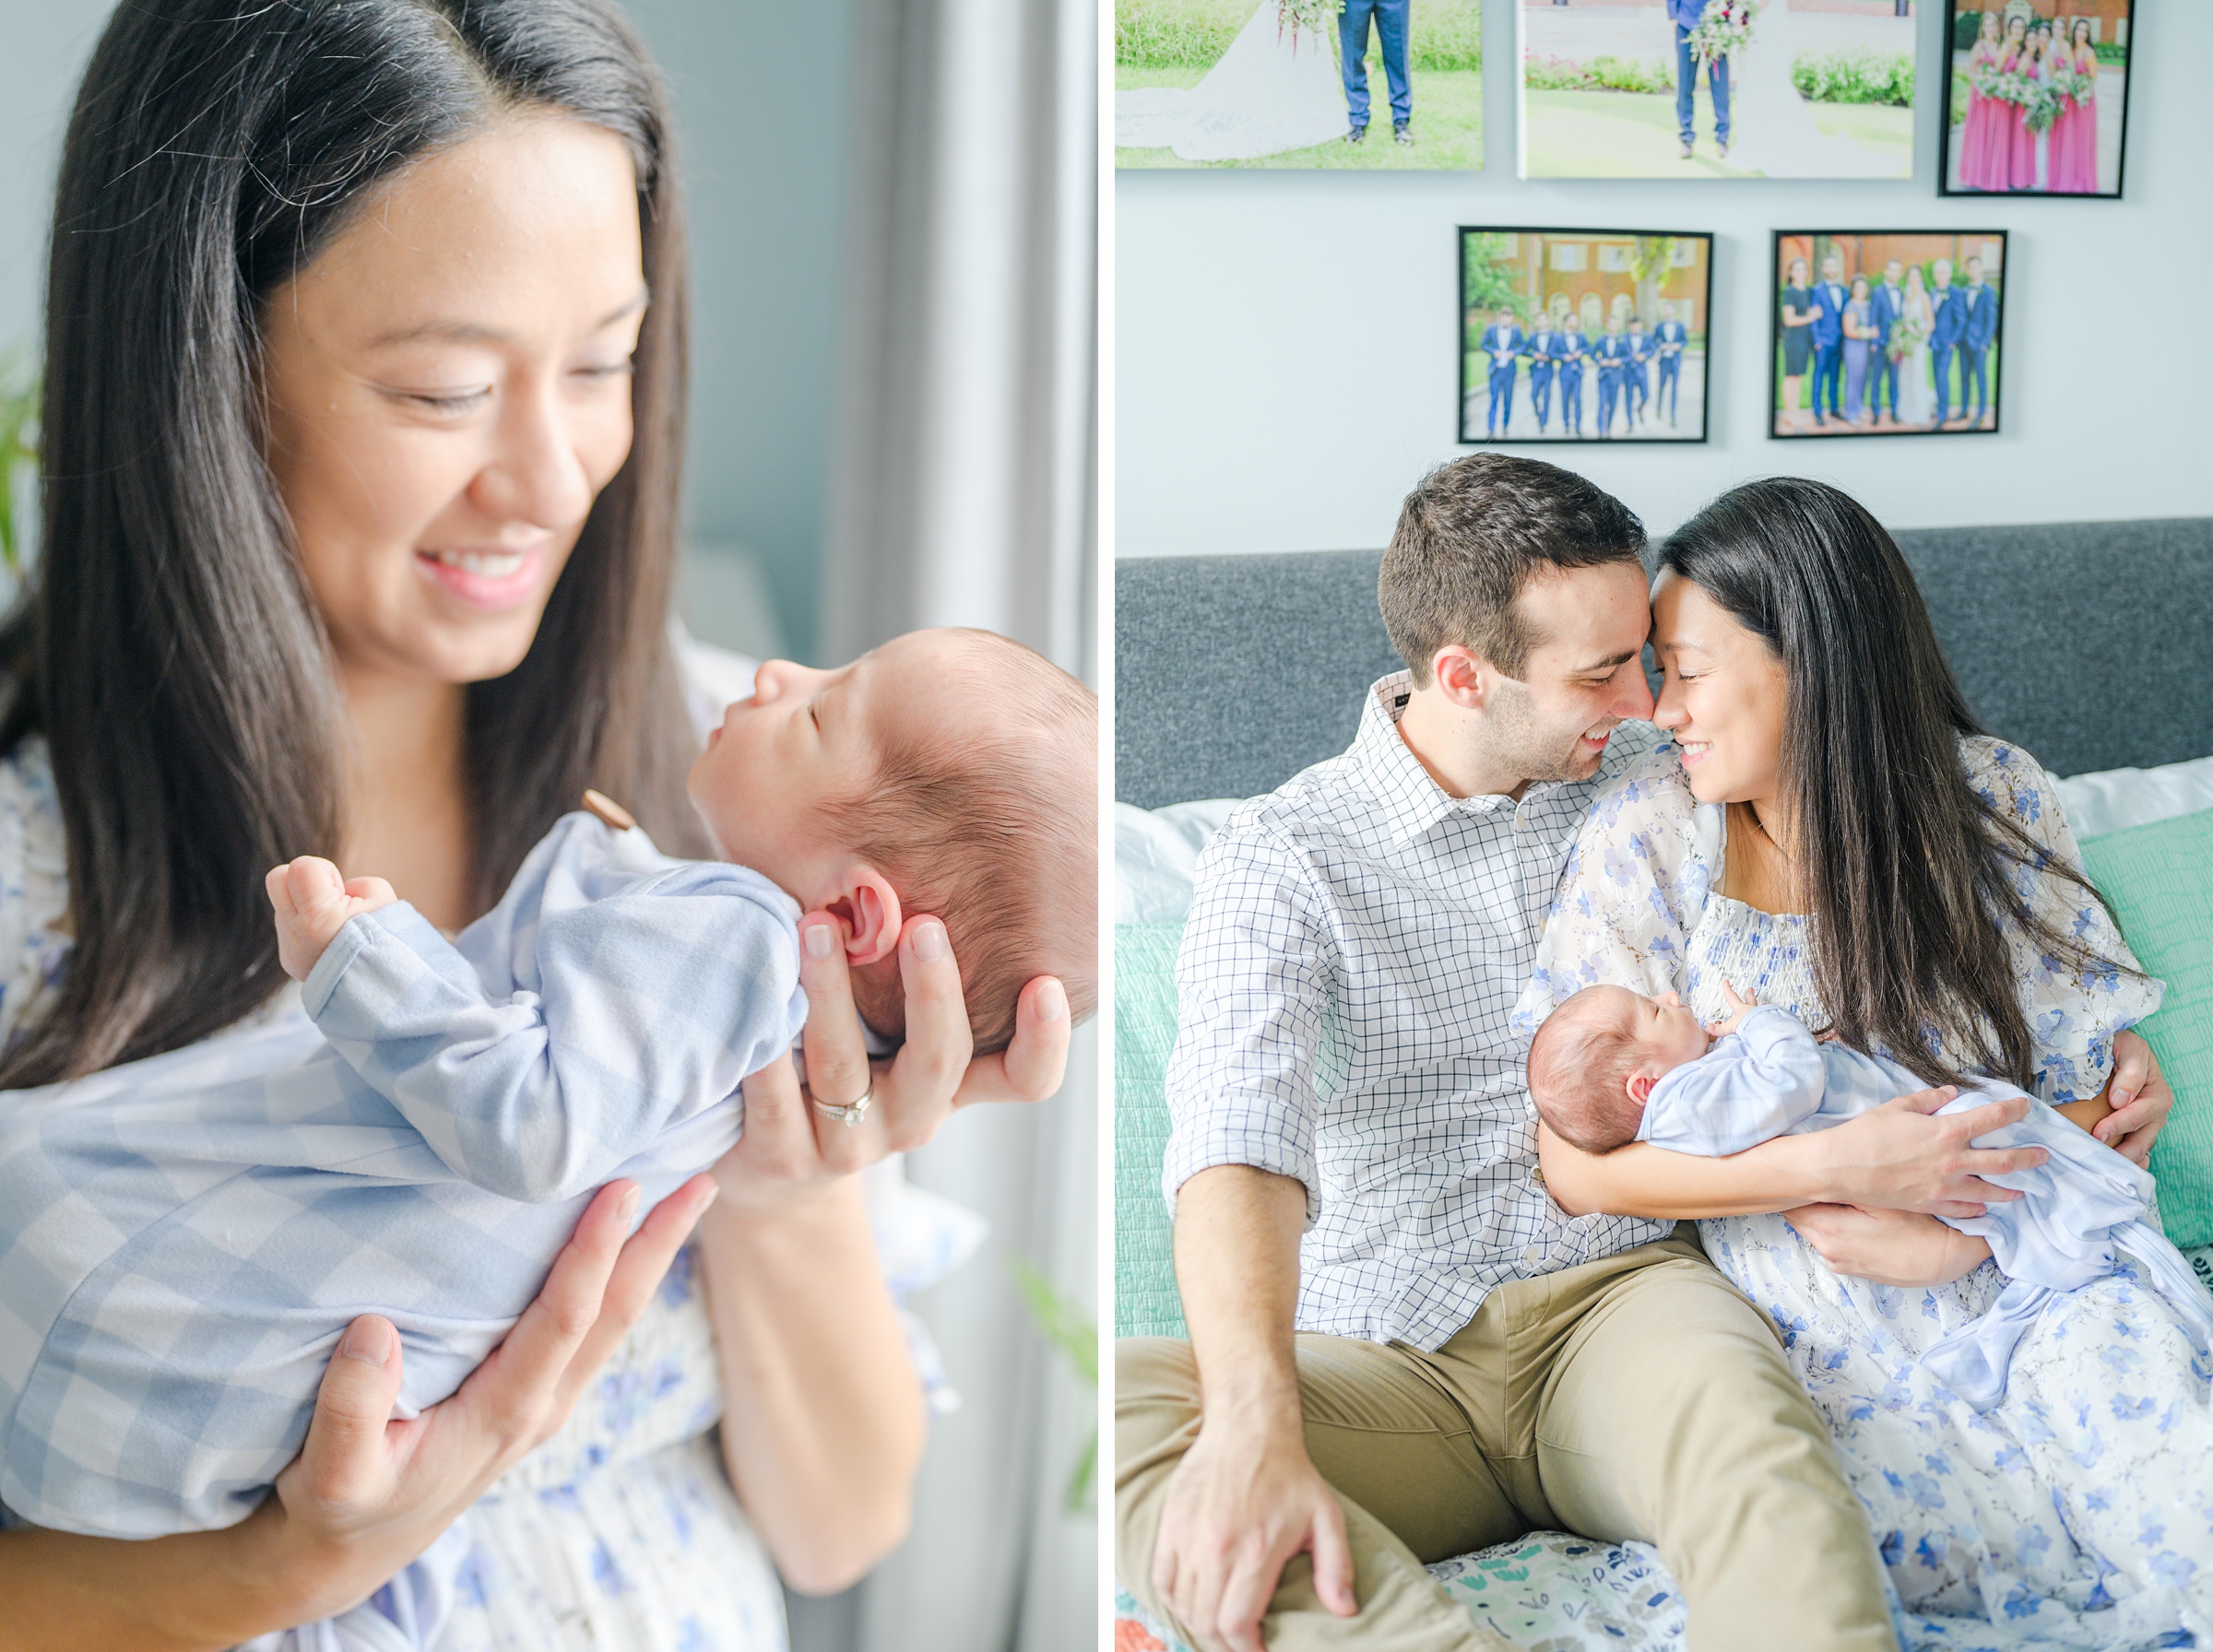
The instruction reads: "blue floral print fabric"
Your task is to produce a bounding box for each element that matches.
[1517,737,2213,1648]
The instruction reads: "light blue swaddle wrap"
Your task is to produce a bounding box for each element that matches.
[1639,1005,2213,1411]
[0,811,806,1651]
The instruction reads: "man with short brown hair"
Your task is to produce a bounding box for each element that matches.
[1115,454,2010,1652]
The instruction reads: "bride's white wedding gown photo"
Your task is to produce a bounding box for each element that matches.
[1118,2,1346,161]
[1722,0,1896,178]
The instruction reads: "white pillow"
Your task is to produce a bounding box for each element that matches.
[1115,799,1243,926]
[2055,753,2213,842]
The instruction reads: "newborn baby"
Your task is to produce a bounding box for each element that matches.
[1525,983,2213,1409]
[0,628,1095,1553]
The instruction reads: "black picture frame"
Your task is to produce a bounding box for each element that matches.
[1768,230,2009,442]
[1457,226,1714,448]
[1937,0,2134,199]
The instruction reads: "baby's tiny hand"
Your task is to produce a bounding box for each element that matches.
[266,856,398,981]
[1707,981,1759,1038]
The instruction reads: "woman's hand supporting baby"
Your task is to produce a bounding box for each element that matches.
[266,856,397,981]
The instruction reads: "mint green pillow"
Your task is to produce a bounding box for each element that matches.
[1116,924,1188,1339]
[2081,807,2213,1249]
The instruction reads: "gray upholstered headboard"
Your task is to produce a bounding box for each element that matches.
[1115,517,2213,809]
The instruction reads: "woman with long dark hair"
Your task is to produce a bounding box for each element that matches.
[1520,478,2211,1644]
[0,1,1068,1645]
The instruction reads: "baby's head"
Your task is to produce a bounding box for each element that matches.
[688,627,1097,1054]
[1524,985,1710,1153]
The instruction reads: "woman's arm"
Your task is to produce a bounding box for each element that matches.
[0,1177,715,1651]
[1538,1081,2050,1222]
[696,911,1071,1593]
[693,1169,924,1596]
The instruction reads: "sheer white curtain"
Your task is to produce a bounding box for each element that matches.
[805,0,1096,1648]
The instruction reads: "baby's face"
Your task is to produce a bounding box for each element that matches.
[1614,986,1710,1076]
[685,629,987,908]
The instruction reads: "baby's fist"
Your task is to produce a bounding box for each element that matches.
[266,856,397,981]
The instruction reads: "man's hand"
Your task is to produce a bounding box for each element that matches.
[1705,981,1757,1038]
[1812,1085,2047,1219]
[2096,1029,2172,1168]
[1161,1165,1342,1652]
[1782,1203,1991,1288]
[266,856,397,982]
[1152,1421,1355,1652]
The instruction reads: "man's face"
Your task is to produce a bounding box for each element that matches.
[1498,311,1517,328]
[1885,260,1902,284]
[1660,302,1675,322]
[1966,258,1983,282]
[1473,562,1655,785]
[1934,258,1953,286]
[1606,317,1622,336]
[1822,257,1842,283]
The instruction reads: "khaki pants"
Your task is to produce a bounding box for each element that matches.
[1116,1229,1892,1652]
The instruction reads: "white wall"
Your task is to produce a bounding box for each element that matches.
[1116,0,2213,557]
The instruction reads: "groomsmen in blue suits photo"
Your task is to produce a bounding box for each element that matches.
[1526,310,1556,435]
[1869,258,1905,427]
[1670,0,1731,160]
[1555,315,1589,437]
[1928,256,1966,429]
[1340,0,1414,146]
[1480,306,1525,440]
[1594,315,1633,437]
[1625,316,1652,431]
[1653,301,1687,426]
[1958,255,1999,429]
[1810,253,1848,428]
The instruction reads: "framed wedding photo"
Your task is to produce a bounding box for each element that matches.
[1516,0,1915,180]
[1769,231,2008,441]
[1939,0,2134,197]
[1459,228,1713,446]
[1116,0,1484,170]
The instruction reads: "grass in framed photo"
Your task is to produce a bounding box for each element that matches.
[1116,0,1483,168]
[1941,1,2132,196]
[1460,229,1712,445]
[1771,231,2006,439]
[1518,0,1915,181]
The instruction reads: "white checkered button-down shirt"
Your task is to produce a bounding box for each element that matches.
[1163,674,1674,1350]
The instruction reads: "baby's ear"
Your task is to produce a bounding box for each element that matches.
[825,863,905,967]
[1626,1068,1657,1106]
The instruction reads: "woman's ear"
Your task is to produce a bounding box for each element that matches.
[823,864,905,967]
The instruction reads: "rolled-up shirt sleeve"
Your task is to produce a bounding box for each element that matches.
[1161,818,1334,1226]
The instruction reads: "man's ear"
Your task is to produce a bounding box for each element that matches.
[1626,1068,1657,1106]
[823,864,905,967]
[1429,643,1495,712]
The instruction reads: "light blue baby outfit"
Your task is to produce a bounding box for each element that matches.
[0,810,803,1552]
[1640,1004,2213,1410]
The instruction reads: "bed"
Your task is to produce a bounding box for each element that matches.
[1112,516,2213,1652]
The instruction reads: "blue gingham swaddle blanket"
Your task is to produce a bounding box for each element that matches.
[0,809,805,1540]
[1640,1006,2213,1408]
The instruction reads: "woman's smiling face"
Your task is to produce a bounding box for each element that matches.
[1649,570,1791,807]
[260,114,645,689]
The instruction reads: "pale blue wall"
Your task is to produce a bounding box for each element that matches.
[0,0,849,660]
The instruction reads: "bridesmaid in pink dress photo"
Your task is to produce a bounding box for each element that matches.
[2006,19,2041,189]
[2051,18,2101,192]
[1958,10,2008,190]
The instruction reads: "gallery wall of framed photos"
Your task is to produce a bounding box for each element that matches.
[1115,0,2206,560]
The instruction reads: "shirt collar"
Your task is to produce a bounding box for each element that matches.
[1352,673,1520,842]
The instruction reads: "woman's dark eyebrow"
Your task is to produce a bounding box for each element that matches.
[367,290,650,349]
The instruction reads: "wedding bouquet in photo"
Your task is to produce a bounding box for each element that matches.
[1886,305,1928,365]
[2045,61,2089,109]
[2021,76,2062,134]
[1688,1,1756,68]
[1275,0,1339,41]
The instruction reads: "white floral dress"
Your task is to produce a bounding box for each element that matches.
[1516,737,2213,1651]
[0,737,980,1652]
